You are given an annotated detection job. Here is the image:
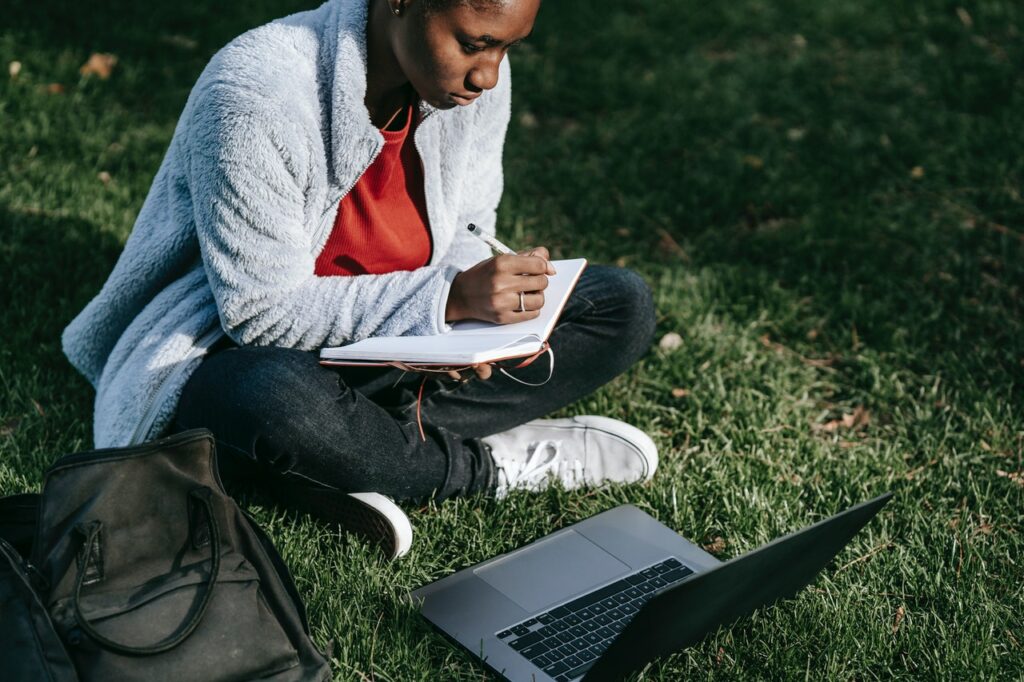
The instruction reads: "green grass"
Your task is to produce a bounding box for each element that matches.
[2,0,1023,678]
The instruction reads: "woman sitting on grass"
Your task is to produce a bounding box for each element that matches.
[62,0,658,558]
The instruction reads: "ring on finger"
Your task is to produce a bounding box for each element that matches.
[517,291,526,312]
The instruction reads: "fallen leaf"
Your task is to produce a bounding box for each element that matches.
[758,334,787,356]
[715,646,725,665]
[910,166,925,179]
[1,417,22,437]
[79,52,118,79]
[996,469,1024,487]
[98,171,112,185]
[806,328,819,340]
[46,83,65,94]
[803,356,838,368]
[787,127,806,142]
[956,7,973,28]
[816,406,870,433]
[743,154,764,170]
[656,228,689,261]
[31,399,45,416]
[159,33,199,51]
[8,61,21,79]
[792,34,807,49]
[892,605,905,634]
[518,111,538,129]
[659,332,683,351]
[703,536,726,554]
[615,227,631,237]
[614,256,629,267]
[904,458,938,480]
[979,440,991,451]
[670,387,690,399]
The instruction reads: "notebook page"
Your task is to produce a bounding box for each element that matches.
[320,333,541,363]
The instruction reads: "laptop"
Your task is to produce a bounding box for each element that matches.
[412,492,892,681]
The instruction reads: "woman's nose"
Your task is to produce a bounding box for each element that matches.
[467,58,501,93]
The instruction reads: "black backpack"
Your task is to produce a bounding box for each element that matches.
[0,429,331,681]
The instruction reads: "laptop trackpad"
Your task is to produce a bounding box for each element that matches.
[475,529,630,613]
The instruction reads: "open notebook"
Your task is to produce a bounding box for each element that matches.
[319,258,587,366]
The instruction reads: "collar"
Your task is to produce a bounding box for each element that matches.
[322,0,440,184]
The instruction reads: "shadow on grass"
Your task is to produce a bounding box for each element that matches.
[0,205,124,476]
[4,0,316,124]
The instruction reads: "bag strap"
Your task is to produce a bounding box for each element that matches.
[71,488,222,656]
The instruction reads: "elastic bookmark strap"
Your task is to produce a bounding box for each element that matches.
[416,375,427,441]
[499,343,554,387]
[389,343,555,442]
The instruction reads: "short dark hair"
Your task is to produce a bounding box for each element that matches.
[419,0,514,15]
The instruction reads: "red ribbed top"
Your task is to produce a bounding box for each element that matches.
[314,101,432,276]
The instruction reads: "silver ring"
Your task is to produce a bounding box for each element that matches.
[517,292,526,312]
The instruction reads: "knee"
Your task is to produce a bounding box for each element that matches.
[596,266,657,352]
[177,345,328,437]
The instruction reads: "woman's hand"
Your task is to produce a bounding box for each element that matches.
[446,363,494,382]
[445,247,556,324]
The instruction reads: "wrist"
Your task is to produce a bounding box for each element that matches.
[445,273,464,322]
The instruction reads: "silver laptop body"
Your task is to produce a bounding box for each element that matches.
[412,494,891,682]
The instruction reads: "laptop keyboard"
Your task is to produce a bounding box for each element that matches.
[495,557,694,681]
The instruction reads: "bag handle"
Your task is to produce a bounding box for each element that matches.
[71,488,222,656]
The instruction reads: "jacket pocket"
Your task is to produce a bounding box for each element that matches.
[51,553,300,682]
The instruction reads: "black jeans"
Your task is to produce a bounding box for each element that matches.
[173,265,656,503]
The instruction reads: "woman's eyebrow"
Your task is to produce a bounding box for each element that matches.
[472,31,532,47]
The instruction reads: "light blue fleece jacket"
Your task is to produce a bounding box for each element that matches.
[62,0,507,447]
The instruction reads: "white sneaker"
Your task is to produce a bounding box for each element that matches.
[483,416,658,498]
[279,486,413,560]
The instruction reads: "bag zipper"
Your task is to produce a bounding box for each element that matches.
[310,136,387,253]
[1,537,49,594]
[412,110,439,265]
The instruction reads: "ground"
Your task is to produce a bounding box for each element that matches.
[1,0,1021,678]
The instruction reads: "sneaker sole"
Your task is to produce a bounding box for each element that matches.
[277,486,412,560]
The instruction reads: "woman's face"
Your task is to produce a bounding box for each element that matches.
[392,0,540,109]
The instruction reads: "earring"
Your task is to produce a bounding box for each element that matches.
[392,3,401,15]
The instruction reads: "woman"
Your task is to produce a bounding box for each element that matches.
[62,0,658,559]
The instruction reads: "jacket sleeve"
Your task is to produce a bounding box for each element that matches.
[185,98,458,350]
[444,57,513,271]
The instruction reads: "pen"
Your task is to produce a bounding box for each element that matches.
[467,223,515,255]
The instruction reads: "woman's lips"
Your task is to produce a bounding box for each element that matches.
[449,93,480,106]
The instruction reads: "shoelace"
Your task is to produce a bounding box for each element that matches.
[495,440,584,493]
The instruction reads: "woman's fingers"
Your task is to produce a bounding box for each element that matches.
[497,273,548,293]
[445,364,494,382]
[515,247,555,274]
[495,253,552,275]
[514,291,545,312]
[446,247,556,324]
